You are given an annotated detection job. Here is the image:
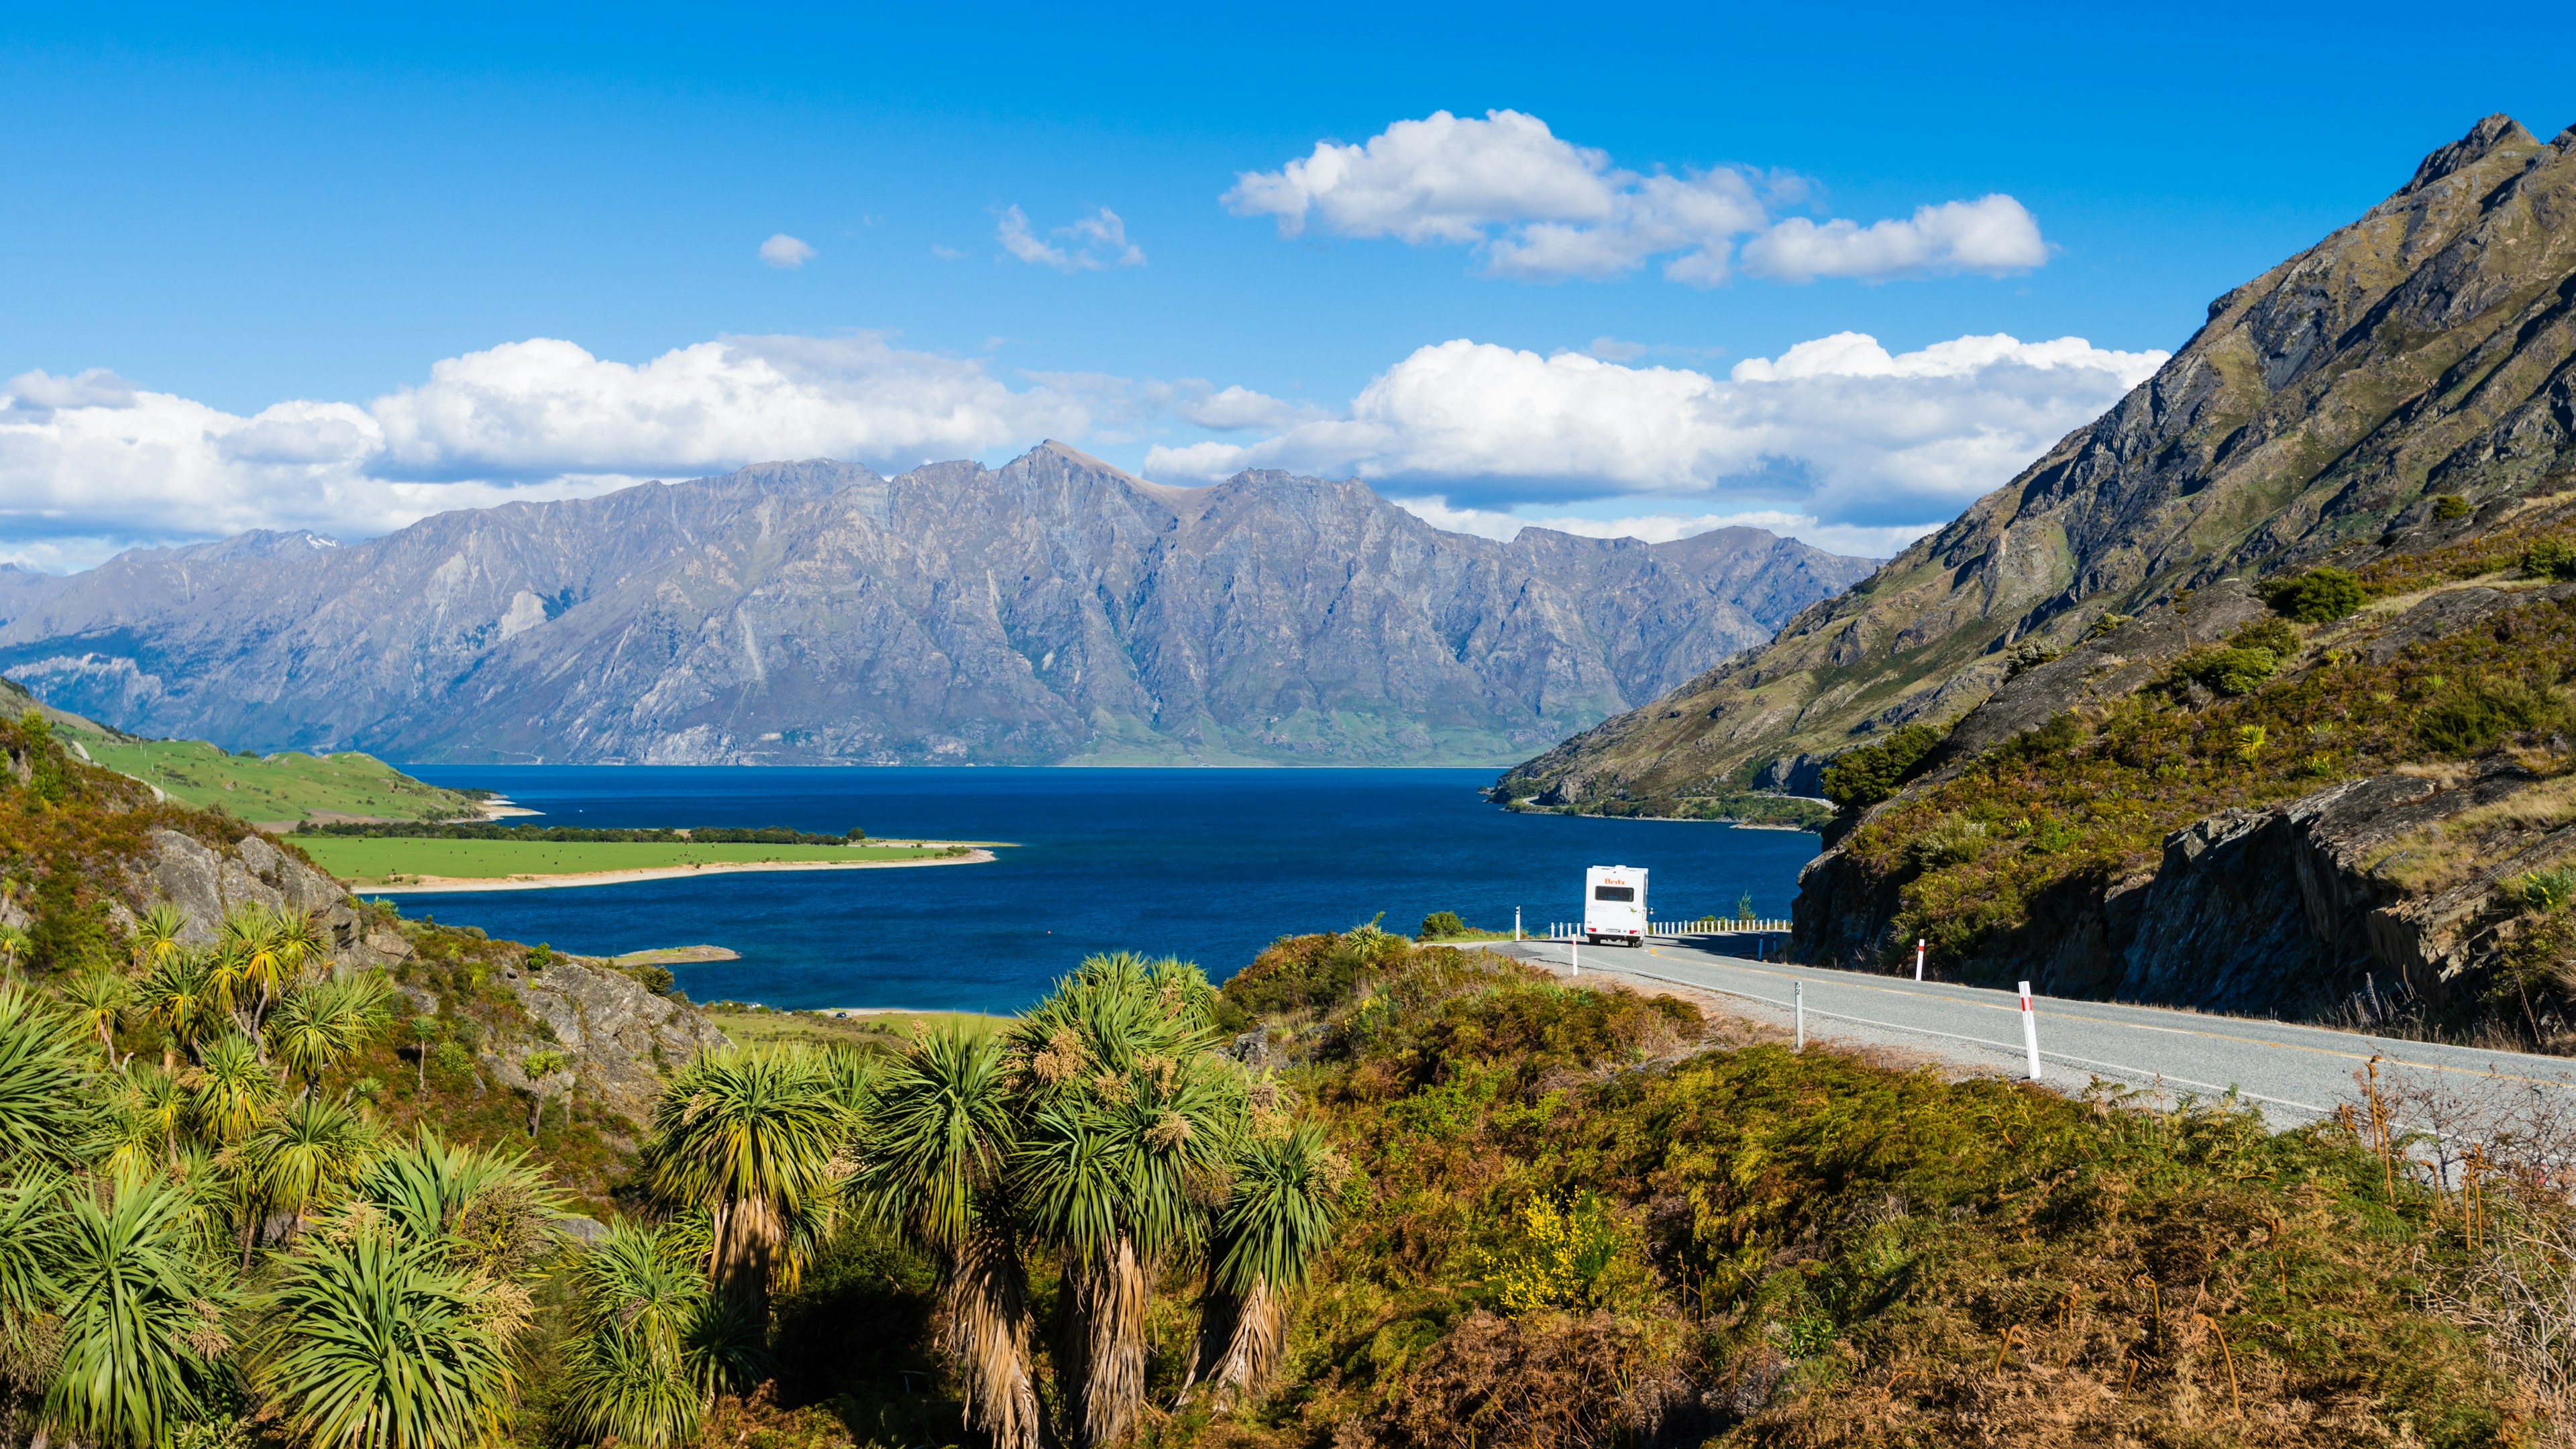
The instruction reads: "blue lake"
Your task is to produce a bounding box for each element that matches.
[391,766,1819,1014]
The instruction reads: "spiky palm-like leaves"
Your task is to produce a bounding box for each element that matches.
[270,974,392,1099]
[354,1132,559,1250]
[560,1319,700,1449]
[190,1032,276,1146]
[250,1225,516,1449]
[62,971,131,1066]
[242,1094,379,1233]
[853,1026,1040,1449]
[1192,1124,1341,1404]
[0,984,93,1169]
[559,1220,777,1448]
[641,1048,847,1326]
[138,949,219,1068]
[1008,954,1242,1449]
[0,1166,66,1375]
[130,902,190,977]
[95,1065,190,1183]
[44,1175,232,1449]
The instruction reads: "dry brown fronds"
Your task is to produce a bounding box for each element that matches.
[943,1226,1042,1449]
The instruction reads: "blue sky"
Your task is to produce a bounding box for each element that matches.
[2,2,2570,568]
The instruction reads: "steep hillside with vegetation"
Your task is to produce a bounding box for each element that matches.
[1,673,487,824]
[1790,492,2576,1042]
[1499,113,2576,816]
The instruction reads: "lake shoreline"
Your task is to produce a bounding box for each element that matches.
[351,847,996,894]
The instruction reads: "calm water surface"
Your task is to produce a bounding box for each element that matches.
[393,766,1819,1014]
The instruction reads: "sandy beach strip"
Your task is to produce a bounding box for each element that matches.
[350,847,997,894]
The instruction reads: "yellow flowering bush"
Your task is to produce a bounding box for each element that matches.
[1485,1192,1631,1315]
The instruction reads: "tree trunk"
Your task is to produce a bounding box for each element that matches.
[1074,1238,1149,1448]
[712,1195,779,1327]
[945,1226,1042,1449]
[1209,1279,1283,1406]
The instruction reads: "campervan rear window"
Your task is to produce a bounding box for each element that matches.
[1593,885,1634,902]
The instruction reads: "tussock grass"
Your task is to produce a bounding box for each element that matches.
[1165,949,2532,1449]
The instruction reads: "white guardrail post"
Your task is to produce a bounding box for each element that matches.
[2019,981,2043,1081]
[1794,981,1804,1052]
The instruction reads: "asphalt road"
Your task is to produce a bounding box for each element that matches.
[1490,936,2576,1133]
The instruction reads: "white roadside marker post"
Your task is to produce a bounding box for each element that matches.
[1915,938,1926,981]
[2019,981,2043,1082]
[1570,936,1580,977]
[1794,981,1805,1053]
[1514,907,1521,942]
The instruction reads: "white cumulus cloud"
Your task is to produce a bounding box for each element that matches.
[0,335,1103,569]
[997,205,1146,272]
[758,233,817,268]
[1739,196,2045,282]
[1142,331,2166,540]
[1226,109,2046,286]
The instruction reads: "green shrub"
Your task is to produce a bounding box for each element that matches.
[2519,865,2576,914]
[2083,611,2135,641]
[2524,539,2576,582]
[1418,910,1468,939]
[2166,646,2279,698]
[1993,712,2082,765]
[2260,566,2365,623]
[1819,723,1947,810]
[2415,679,2561,757]
[2432,494,2473,521]
[1905,815,1990,871]
[2229,618,2299,656]
[2003,639,2063,678]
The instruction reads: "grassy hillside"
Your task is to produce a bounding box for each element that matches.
[66,728,486,822]
[0,671,486,824]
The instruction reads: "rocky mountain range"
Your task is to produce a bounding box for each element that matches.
[0,443,1870,765]
[1499,112,2576,811]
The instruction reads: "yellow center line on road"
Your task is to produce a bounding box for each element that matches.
[1633,945,2576,1093]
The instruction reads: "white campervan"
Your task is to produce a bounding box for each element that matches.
[1583,865,1647,946]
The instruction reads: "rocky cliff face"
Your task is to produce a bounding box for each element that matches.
[1501,113,2576,812]
[123,826,413,975]
[0,444,1870,766]
[500,956,732,1126]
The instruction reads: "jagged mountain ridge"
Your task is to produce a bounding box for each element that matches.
[0,443,1872,765]
[1499,113,2576,808]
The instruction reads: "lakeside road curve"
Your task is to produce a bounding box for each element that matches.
[1490,938,2576,1130]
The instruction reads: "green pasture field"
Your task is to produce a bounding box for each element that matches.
[296,836,961,883]
[702,1006,1006,1053]
[64,730,484,822]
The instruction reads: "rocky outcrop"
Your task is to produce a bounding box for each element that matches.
[0,445,1872,767]
[1797,761,2576,1018]
[125,828,413,973]
[120,825,726,1126]
[499,957,731,1126]
[1503,113,2576,813]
